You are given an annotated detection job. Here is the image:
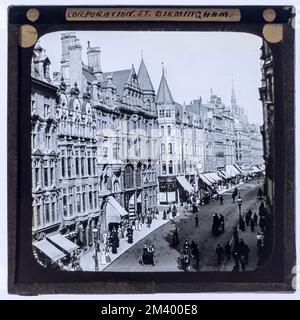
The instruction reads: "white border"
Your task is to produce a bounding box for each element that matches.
[0,0,298,300]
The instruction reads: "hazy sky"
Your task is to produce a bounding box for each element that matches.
[40,31,263,124]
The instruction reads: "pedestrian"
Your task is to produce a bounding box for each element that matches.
[259,216,266,232]
[253,212,258,226]
[101,248,107,265]
[250,218,255,232]
[172,228,179,246]
[219,214,225,232]
[224,241,231,260]
[184,240,190,254]
[239,218,245,232]
[127,226,133,244]
[239,238,245,256]
[245,209,252,226]
[195,214,199,226]
[240,256,246,272]
[132,218,136,230]
[233,227,239,243]
[232,192,236,203]
[216,244,224,265]
[163,210,167,220]
[256,232,263,248]
[194,247,200,270]
[219,195,224,205]
[244,244,250,265]
[232,242,240,265]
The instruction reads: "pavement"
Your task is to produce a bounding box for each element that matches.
[80,205,190,272]
[103,178,264,272]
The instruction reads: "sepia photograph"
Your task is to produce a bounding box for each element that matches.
[31,30,273,273]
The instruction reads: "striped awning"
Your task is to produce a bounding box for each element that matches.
[176,176,194,193]
[199,174,212,186]
[33,239,66,262]
[47,234,79,254]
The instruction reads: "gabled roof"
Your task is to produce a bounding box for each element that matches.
[103,65,140,97]
[138,59,154,92]
[156,73,174,105]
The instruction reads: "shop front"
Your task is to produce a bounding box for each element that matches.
[158,177,178,205]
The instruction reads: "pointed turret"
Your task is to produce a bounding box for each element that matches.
[156,67,174,105]
[138,58,155,93]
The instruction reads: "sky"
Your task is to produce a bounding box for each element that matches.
[40,31,263,124]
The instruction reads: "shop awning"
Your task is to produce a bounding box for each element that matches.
[202,173,216,184]
[33,239,66,262]
[225,164,241,177]
[218,170,230,179]
[199,174,213,186]
[251,166,260,173]
[207,172,223,182]
[176,176,194,193]
[47,234,79,254]
[106,196,129,225]
[234,164,244,174]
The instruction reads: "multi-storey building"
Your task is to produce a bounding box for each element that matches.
[187,92,235,174]
[249,124,264,167]
[31,42,60,239]
[156,70,204,205]
[32,32,159,247]
[231,84,252,173]
[259,40,274,206]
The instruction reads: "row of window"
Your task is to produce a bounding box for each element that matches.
[61,156,97,179]
[33,166,55,189]
[33,197,58,228]
[62,185,98,217]
[159,109,172,118]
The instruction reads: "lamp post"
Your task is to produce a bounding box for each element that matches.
[237,193,242,219]
[92,227,99,271]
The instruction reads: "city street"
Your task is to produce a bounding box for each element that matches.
[104,178,263,272]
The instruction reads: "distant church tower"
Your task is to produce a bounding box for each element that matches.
[231,77,237,115]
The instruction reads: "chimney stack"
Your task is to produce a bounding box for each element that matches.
[87,42,102,80]
[69,37,83,97]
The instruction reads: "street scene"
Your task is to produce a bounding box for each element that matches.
[31,31,274,273]
[103,179,264,272]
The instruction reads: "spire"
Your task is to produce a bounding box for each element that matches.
[231,76,237,108]
[156,67,174,104]
[137,58,155,92]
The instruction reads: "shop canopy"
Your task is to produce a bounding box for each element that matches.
[33,239,66,262]
[225,164,241,177]
[207,172,223,182]
[202,173,216,184]
[234,164,244,174]
[106,196,129,225]
[47,234,79,254]
[176,176,194,193]
[251,166,260,173]
[218,170,230,179]
[199,174,213,186]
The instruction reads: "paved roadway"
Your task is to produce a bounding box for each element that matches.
[104,179,263,272]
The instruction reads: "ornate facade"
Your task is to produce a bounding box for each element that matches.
[31,32,159,245]
[156,70,204,205]
[259,40,274,206]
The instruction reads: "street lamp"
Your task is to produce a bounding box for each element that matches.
[237,193,242,219]
[92,227,99,271]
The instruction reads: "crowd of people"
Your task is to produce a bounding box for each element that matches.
[180,240,200,271]
[215,230,251,272]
